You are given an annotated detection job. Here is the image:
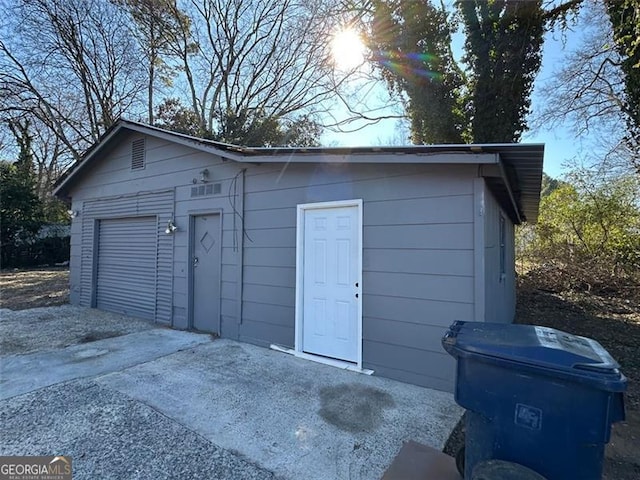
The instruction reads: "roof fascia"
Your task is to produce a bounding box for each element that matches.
[497,156,523,224]
[120,122,245,162]
[481,157,523,224]
[243,151,496,164]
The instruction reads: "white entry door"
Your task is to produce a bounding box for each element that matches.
[299,201,361,363]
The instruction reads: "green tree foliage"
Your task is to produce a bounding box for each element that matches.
[368,0,468,143]
[7,120,69,224]
[41,196,71,224]
[8,121,35,177]
[540,172,566,197]
[605,0,640,147]
[2,122,43,241]
[0,160,44,263]
[154,98,210,138]
[521,171,640,292]
[155,98,321,147]
[1,121,69,267]
[216,111,321,147]
[367,0,546,144]
[279,116,323,148]
[459,0,544,143]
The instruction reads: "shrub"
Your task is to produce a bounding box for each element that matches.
[517,173,640,294]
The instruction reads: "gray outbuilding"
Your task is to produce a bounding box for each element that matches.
[54,120,544,392]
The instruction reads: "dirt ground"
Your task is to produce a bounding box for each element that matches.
[0,268,69,310]
[2,268,638,478]
[444,277,640,479]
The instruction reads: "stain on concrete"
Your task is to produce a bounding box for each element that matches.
[318,383,395,433]
[79,331,120,344]
[0,339,25,356]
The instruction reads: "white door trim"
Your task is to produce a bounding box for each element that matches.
[295,199,363,369]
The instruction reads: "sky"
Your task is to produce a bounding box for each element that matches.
[1,1,597,182]
[521,25,586,179]
[323,9,588,180]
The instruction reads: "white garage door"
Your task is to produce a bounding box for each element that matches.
[96,217,157,319]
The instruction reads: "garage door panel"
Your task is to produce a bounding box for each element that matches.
[97,217,157,320]
[97,265,158,276]
[97,287,156,299]
[99,294,155,308]
[96,272,156,283]
[96,279,156,293]
[98,248,156,256]
[101,301,155,320]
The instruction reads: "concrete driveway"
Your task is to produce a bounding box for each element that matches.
[0,306,462,480]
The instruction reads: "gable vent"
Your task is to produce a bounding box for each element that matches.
[131,138,145,170]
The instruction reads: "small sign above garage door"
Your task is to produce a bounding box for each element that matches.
[96,216,157,320]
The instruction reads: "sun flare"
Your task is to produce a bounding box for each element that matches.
[331,28,365,70]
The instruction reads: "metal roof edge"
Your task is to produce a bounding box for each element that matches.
[53,121,544,215]
[241,142,545,157]
[244,151,497,164]
[119,121,246,161]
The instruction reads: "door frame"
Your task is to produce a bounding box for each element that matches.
[188,209,223,333]
[294,199,363,368]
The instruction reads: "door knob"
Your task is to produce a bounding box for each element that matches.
[193,256,199,267]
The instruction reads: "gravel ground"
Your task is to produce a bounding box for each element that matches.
[4,268,637,478]
[0,380,276,480]
[0,305,155,356]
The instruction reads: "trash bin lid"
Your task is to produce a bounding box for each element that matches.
[443,321,624,381]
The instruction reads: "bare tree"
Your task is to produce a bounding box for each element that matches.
[1,41,85,164]
[27,119,75,198]
[533,2,639,175]
[165,0,385,142]
[114,0,193,124]
[1,0,146,158]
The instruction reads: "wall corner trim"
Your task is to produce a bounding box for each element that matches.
[473,178,486,322]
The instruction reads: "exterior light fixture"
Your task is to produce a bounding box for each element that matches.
[67,210,79,218]
[165,219,178,234]
[200,169,209,183]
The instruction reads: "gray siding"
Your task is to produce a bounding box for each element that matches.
[241,163,477,391]
[68,132,244,332]
[66,130,520,393]
[483,184,516,323]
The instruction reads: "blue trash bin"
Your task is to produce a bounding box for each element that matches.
[442,321,626,480]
